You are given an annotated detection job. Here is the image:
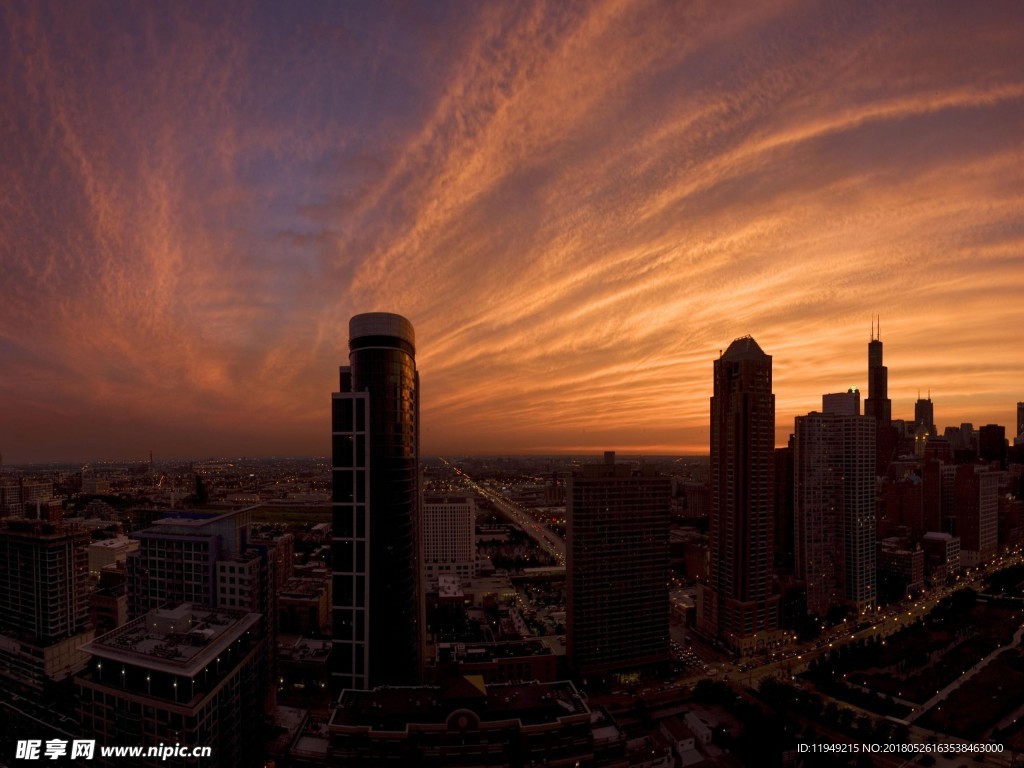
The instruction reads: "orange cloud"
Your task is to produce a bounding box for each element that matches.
[1,1,1023,461]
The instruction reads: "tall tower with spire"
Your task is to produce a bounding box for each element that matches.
[915,392,936,437]
[864,317,891,427]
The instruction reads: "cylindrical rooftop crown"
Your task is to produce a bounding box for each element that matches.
[349,312,415,351]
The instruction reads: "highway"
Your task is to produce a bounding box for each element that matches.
[442,459,566,565]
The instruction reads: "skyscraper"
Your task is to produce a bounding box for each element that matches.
[955,465,999,566]
[822,388,860,417]
[331,312,420,691]
[978,424,1007,468]
[794,413,842,616]
[1017,402,1024,441]
[697,337,780,654]
[566,453,671,680]
[915,395,936,437]
[422,495,475,583]
[0,518,93,690]
[794,408,876,617]
[864,319,891,427]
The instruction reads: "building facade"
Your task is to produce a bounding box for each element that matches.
[0,480,54,517]
[332,312,420,691]
[566,454,671,679]
[698,337,780,654]
[822,388,860,417]
[328,679,592,767]
[915,396,936,437]
[864,321,891,427]
[126,508,269,618]
[794,410,876,616]
[955,465,999,566]
[422,495,475,583]
[76,604,267,768]
[0,518,94,690]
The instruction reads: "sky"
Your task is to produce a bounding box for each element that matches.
[2,1,1023,463]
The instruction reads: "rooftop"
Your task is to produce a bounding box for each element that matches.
[148,507,252,531]
[721,335,768,362]
[89,536,133,550]
[83,603,260,677]
[332,679,588,731]
[423,495,474,505]
[350,312,415,348]
[435,640,553,664]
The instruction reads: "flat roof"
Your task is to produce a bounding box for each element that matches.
[332,680,587,731]
[435,640,552,663]
[83,604,260,677]
[89,536,133,549]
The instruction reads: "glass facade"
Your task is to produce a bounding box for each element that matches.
[332,313,420,691]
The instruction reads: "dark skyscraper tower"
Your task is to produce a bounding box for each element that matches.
[566,453,671,680]
[1017,402,1023,441]
[915,395,936,436]
[697,336,780,654]
[864,318,891,427]
[332,313,420,691]
[978,424,1007,469]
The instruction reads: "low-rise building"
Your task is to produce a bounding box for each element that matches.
[278,635,331,706]
[88,536,139,578]
[426,640,558,684]
[279,575,331,636]
[329,678,592,766]
[921,532,960,584]
[878,538,925,599]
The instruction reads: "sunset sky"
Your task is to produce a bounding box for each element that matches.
[2,1,1023,463]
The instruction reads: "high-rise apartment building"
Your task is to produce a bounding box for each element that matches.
[422,495,475,583]
[978,424,1007,468]
[864,320,891,427]
[698,337,780,654]
[126,508,272,619]
[822,388,860,417]
[125,508,278,710]
[773,439,795,576]
[566,453,671,679]
[0,479,54,517]
[794,414,840,616]
[77,604,268,767]
[794,410,876,616]
[0,518,94,690]
[955,465,999,566]
[331,312,420,691]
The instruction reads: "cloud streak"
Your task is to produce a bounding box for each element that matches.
[1,0,1023,461]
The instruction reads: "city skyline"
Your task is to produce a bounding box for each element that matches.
[4,2,1024,463]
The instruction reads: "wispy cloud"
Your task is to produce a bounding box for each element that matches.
[1,0,1023,461]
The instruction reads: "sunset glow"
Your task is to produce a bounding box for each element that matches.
[2,1,1023,462]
